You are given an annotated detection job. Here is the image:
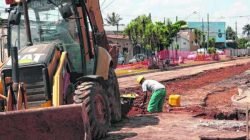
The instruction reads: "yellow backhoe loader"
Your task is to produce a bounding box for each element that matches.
[0,0,121,139]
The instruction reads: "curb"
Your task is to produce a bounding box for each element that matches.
[117,57,247,78]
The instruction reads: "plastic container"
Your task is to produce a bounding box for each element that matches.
[168,94,181,107]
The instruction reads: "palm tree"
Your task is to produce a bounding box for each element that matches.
[243,24,250,39]
[194,29,203,47]
[105,12,122,33]
[226,26,237,40]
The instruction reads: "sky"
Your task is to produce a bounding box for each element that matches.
[0,0,250,37]
[100,0,250,37]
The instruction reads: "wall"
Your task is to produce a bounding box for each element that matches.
[175,29,199,51]
[188,22,226,43]
[107,35,133,63]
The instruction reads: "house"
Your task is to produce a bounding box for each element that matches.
[178,29,199,51]
[174,29,199,51]
[106,34,133,63]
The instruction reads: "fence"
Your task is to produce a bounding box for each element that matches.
[225,49,250,57]
[157,50,191,60]
[117,48,250,69]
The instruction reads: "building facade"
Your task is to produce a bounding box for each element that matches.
[106,34,133,63]
[188,22,226,48]
[175,29,199,51]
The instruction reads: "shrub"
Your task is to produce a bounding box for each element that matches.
[207,47,216,54]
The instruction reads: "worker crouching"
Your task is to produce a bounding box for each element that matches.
[137,76,166,113]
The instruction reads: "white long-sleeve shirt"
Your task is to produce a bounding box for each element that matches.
[142,80,165,92]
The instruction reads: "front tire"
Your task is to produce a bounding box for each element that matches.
[107,68,122,123]
[74,82,111,140]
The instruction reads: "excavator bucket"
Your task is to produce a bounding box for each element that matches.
[0,104,91,140]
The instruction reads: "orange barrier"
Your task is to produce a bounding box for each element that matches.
[117,60,149,70]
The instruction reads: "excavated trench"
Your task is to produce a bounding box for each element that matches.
[120,63,250,121]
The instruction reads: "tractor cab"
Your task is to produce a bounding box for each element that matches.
[0,0,102,108]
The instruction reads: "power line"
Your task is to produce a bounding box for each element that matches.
[102,0,115,11]
[101,0,107,7]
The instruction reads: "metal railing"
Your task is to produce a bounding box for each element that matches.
[225,48,250,57]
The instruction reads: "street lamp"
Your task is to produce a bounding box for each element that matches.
[184,11,200,21]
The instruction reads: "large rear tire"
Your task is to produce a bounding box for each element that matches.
[107,68,122,122]
[74,82,111,140]
[81,101,92,140]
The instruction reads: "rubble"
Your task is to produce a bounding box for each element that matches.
[199,120,245,131]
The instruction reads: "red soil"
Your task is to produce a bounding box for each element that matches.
[121,63,250,118]
[165,64,249,95]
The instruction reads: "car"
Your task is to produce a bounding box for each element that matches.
[118,53,125,64]
[197,48,208,54]
[129,54,147,64]
[197,48,224,55]
[216,49,224,55]
[187,51,197,60]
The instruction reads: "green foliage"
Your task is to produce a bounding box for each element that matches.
[246,42,250,48]
[208,38,216,48]
[207,47,216,54]
[194,29,203,45]
[124,14,186,51]
[226,26,237,40]
[175,44,180,50]
[105,12,122,26]
[124,15,151,46]
[243,24,250,38]
[237,38,249,48]
[0,18,3,26]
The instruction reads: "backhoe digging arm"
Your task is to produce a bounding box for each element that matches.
[85,0,118,67]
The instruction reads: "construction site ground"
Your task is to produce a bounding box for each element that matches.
[105,57,250,140]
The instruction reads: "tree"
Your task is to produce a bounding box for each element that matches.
[237,38,248,48]
[165,20,187,48]
[209,38,216,48]
[207,38,216,55]
[105,12,122,26]
[226,26,237,40]
[194,29,203,47]
[243,24,250,39]
[105,12,123,33]
[0,18,3,26]
[124,14,152,47]
[144,22,159,50]
[124,15,186,52]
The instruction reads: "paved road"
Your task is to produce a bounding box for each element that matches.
[118,58,250,90]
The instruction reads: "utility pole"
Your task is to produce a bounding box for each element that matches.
[115,23,125,44]
[116,23,125,35]
[235,21,238,40]
[45,13,49,20]
[207,13,209,50]
[202,18,204,48]
[175,16,178,62]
